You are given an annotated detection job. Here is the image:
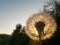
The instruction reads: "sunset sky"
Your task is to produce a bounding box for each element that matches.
[0,0,49,34]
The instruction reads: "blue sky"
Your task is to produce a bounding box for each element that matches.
[0,0,48,34]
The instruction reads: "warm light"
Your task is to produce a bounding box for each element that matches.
[25,12,57,41]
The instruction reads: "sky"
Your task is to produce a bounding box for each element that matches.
[0,0,49,34]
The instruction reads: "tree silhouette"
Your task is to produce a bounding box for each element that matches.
[0,34,10,45]
[43,0,60,45]
[8,24,30,45]
[43,0,60,17]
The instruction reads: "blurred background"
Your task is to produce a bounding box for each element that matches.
[0,0,60,45]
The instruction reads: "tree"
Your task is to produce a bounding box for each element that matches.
[0,34,10,45]
[43,0,60,45]
[43,0,60,17]
[8,24,30,45]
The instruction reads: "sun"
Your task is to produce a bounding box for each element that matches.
[25,12,57,41]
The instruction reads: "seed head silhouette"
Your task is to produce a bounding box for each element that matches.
[25,13,57,41]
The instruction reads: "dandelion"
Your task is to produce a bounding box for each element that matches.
[25,12,57,41]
